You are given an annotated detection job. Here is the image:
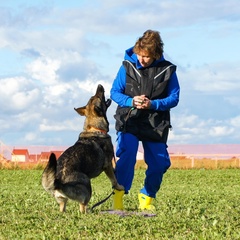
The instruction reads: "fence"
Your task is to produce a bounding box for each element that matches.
[1,141,240,169]
[169,154,240,169]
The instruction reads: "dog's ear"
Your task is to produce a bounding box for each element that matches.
[74,107,86,116]
[106,99,112,108]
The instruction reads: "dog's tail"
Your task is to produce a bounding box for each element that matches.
[42,153,57,194]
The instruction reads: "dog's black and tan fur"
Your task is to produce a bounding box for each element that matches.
[42,84,124,213]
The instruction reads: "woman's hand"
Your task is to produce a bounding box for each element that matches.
[133,95,151,109]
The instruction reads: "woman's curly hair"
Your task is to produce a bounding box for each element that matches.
[133,30,164,60]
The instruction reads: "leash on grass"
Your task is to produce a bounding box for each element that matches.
[91,154,118,212]
[90,190,114,212]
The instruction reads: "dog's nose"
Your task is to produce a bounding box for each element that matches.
[97,84,104,91]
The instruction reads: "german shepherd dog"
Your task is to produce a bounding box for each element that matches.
[42,84,124,213]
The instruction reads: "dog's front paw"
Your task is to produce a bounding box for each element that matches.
[114,184,124,191]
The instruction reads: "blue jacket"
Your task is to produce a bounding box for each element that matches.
[110,47,180,111]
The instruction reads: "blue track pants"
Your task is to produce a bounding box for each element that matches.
[115,132,171,198]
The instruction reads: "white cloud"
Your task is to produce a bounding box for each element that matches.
[39,118,81,132]
[0,77,41,112]
[224,96,240,108]
[209,126,235,137]
[24,132,37,142]
[0,77,21,95]
[179,62,240,94]
[11,88,40,109]
[169,111,240,144]
[0,0,240,146]
[230,116,240,127]
[26,56,60,84]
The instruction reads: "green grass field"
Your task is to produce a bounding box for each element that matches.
[0,169,239,240]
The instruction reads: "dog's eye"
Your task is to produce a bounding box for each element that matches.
[94,105,103,115]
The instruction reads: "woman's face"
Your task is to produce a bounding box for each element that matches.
[137,51,154,67]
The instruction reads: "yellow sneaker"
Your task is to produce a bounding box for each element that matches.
[112,189,124,210]
[138,193,155,211]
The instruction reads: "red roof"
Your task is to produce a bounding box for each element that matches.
[39,150,63,161]
[51,151,63,159]
[12,149,29,155]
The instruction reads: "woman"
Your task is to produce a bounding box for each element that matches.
[110,30,180,210]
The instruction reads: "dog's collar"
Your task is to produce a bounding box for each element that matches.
[89,126,108,135]
[79,127,110,139]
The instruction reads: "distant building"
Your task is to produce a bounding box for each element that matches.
[12,149,30,162]
[11,148,63,163]
[39,151,63,162]
[29,154,41,162]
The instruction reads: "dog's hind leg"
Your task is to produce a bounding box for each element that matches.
[54,190,68,212]
[104,166,124,191]
[64,183,91,213]
[61,184,90,213]
[55,173,92,213]
[59,198,68,212]
[80,203,87,214]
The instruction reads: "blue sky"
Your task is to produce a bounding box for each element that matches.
[0,0,240,147]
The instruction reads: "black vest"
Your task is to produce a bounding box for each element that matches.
[114,60,176,142]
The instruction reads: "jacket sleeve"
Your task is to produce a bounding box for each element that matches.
[150,71,180,111]
[110,65,133,107]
